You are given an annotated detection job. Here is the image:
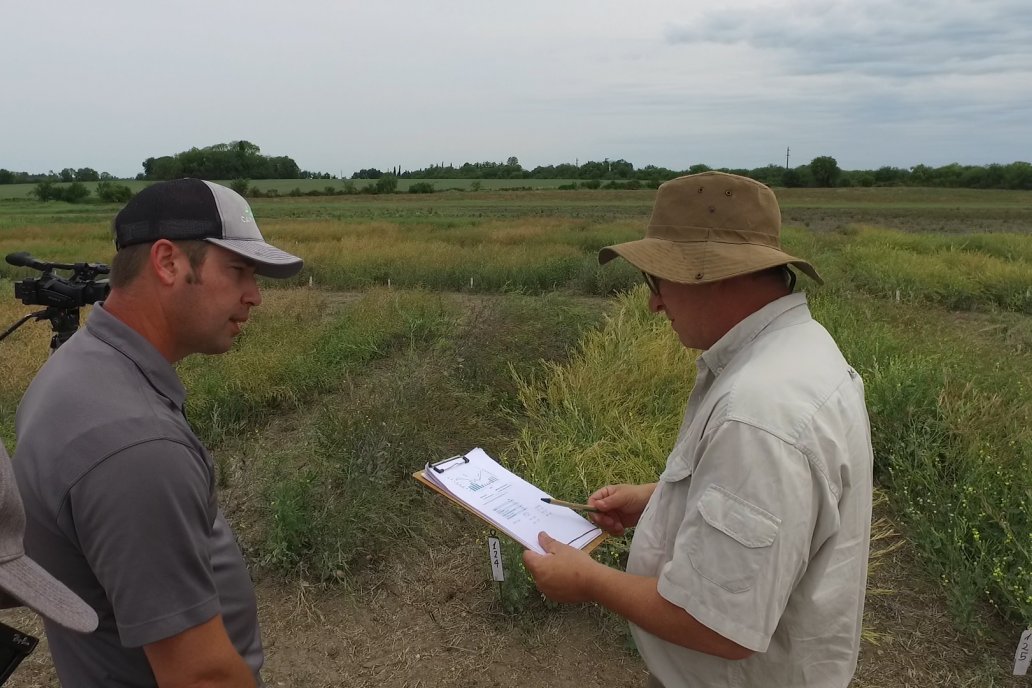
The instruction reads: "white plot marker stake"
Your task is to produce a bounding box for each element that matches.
[1014,628,1032,675]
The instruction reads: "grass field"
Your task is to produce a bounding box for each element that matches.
[1,187,1030,679]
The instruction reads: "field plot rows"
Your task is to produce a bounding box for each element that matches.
[0,188,1030,685]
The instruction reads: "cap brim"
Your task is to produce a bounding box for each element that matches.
[0,557,98,632]
[206,238,304,279]
[599,238,823,285]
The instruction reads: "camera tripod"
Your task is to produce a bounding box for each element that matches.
[0,306,82,353]
[1,252,110,353]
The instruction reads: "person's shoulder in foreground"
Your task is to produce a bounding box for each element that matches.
[524,171,874,688]
[14,179,302,687]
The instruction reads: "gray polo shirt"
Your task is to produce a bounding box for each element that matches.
[628,293,873,687]
[13,304,262,686]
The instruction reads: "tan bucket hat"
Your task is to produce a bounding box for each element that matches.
[599,171,822,285]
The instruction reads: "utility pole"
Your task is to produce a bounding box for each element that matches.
[785,147,790,170]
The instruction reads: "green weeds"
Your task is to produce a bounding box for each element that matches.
[2,189,1031,648]
[505,279,1032,634]
[178,288,457,447]
[253,291,606,578]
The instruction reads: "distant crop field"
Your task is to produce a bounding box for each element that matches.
[0,187,1030,660]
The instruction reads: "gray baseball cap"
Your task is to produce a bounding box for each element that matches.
[0,442,98,632]
[113,178,304,279]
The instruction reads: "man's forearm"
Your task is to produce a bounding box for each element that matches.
[585,564,753,660]
[145,615,256,688]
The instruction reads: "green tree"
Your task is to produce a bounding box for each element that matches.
[1002,161,1032,190]
[874,166,907,185]
[908,164,934,186]
[374,175,398,194]
[59,182,91,203]
[140,141,300,181]
[809,156,840,187]
[96,181,133,203]
[31,181,57,201]
[578,161,606,179]
[608,159,634,179]
[74,167,99,182]
[782,168,804,188]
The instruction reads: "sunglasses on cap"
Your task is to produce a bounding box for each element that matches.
[643,267,797,295]
[0,621,38,685]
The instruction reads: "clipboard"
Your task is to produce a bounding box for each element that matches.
[414,450,607,555]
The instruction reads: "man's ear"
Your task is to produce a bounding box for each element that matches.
[150,240,180,286]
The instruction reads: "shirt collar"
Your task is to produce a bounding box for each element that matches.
[699,292,812,376]
[86,304,187,410]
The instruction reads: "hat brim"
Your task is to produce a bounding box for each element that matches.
[0,557,98,632]
[206,238,304,279]
[599,237,823,285]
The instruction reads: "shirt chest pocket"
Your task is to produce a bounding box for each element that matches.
[685,484,780,593]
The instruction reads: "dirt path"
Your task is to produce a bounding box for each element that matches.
[254,535,647,687]
[5,513,1021,687]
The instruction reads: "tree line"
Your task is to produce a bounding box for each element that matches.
[0,167,119,185]
[140,141,314,181]
[381,156,1032,190]
[4,146,1032,191]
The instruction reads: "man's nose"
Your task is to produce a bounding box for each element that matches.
[648,292,664,314]
[244,277,261,307]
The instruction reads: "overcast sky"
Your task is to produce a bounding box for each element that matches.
[2,0,1029,178]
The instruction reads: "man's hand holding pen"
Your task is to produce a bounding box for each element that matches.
[586,483,657,536]
[524,482,658,602]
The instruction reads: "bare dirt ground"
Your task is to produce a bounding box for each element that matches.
[3,499,1025,687]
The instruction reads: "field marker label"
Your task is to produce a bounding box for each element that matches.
[1013,628,1032,675]
[488,536,504,581]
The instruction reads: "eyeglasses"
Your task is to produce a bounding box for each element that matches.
[0,622,38,685]
[784,266,797,292]
[642,272,660,296]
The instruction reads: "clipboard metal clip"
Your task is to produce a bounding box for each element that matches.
[429,454,469,474]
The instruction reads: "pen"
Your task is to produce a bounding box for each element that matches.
[540,497,598,513]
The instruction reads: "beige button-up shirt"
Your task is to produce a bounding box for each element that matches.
[627,293,873,687]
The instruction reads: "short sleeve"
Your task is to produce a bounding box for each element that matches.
[68,439,220,647]
[657,419,823,652]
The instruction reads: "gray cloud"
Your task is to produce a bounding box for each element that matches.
[0,0,1027,175]
[665,0,1032,79]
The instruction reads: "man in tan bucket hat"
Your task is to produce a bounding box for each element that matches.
[524,172,874,687]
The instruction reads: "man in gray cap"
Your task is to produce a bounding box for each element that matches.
[1,440,97,684]
[523,172,873,687]
[14,179,303,687]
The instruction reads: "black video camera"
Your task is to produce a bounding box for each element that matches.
[7,252,110,309]
[2,252,111,351]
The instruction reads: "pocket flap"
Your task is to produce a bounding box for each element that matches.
[697,484,779,548]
